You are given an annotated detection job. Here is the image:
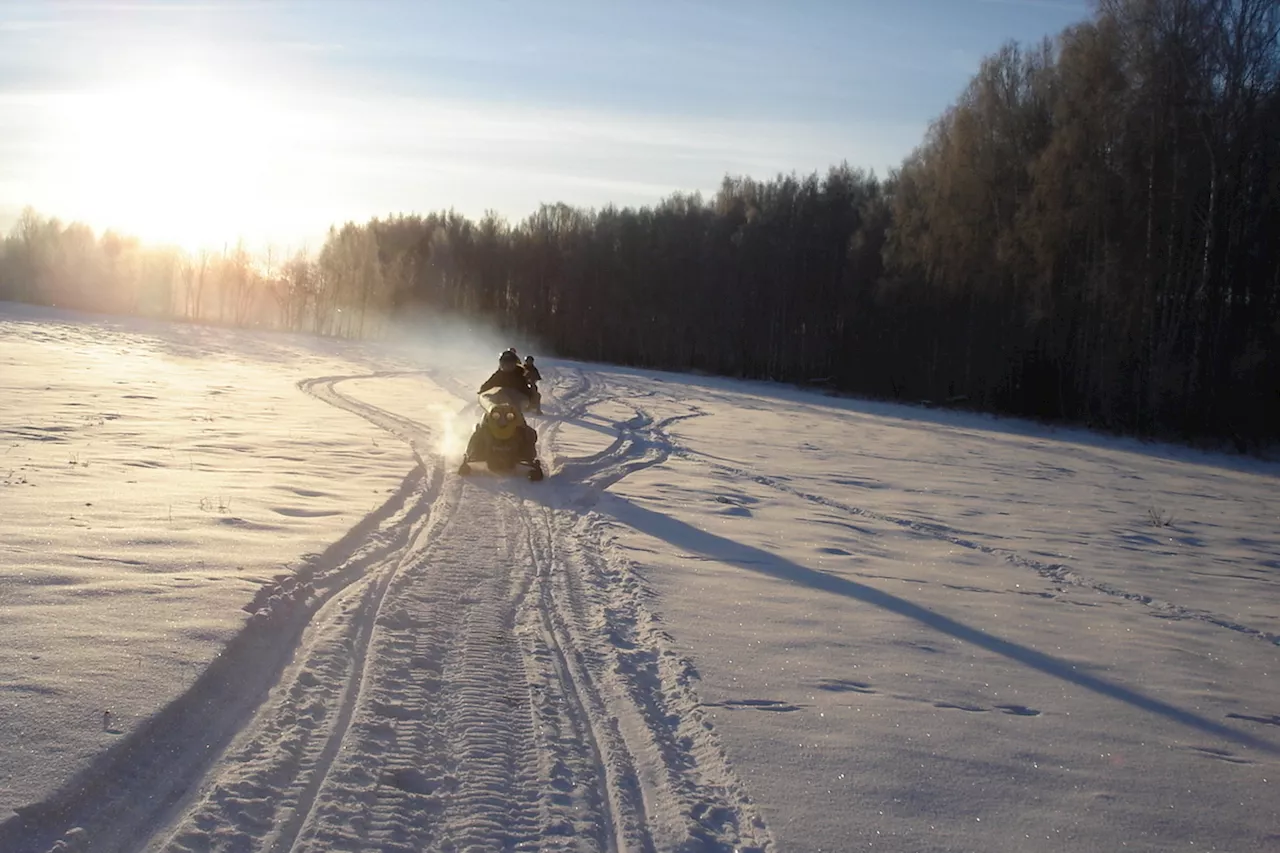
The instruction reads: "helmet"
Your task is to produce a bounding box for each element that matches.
[499,350,518,365]
[524,355,535,364]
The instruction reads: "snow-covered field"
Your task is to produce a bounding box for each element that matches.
[1,302,1277,852]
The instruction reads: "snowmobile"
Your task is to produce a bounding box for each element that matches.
[458,387,545,481]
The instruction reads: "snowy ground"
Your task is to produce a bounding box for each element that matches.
[1,303,1277,852]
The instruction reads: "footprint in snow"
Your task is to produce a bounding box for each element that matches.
[1226,712,1280,728]
[271,506,342,518]
[814,678,876,694]
[1183,745,1254,765]
[892,639,944,654]
[278,486,335,498]
[942,583,998,594]
[934,701,987,713]
[707,698,805,713]
[928,700,1041,716]
[217,517,278,530]
[713,494,758,517]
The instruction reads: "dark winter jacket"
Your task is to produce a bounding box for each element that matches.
[523,363,542,383]
[479,367,534,398]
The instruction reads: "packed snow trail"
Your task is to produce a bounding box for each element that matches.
[7,306,1276,852]
[7,366,770,853]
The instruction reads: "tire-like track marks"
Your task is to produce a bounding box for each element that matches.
[154,371,455,853]
[597,372,1280,648]
[276,365,770,852]
[0,378,438,853]
[535,368,774,851]
[10,364,776,853]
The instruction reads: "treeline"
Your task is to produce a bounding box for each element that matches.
[2,0,1276,444]
[886,0,1280,443]
[0,208,358,335]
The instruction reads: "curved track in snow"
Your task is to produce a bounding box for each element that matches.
[5,366,771,853]
[597,371,1280,649]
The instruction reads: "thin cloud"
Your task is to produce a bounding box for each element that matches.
[1,0,1087,248]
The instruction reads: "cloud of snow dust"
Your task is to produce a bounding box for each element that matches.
[379,305,550,376]
[429,402,473,461]
[372,305,551,463]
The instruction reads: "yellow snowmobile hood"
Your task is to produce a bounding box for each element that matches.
[479,388,526,440]
[485,403,521,440]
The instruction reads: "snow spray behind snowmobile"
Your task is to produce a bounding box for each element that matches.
[458,387,545,481]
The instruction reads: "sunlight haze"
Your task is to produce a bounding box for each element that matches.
[1,0,1091,251]
[3,1,1279,848]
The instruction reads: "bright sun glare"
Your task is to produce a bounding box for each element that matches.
[49,68,297,252]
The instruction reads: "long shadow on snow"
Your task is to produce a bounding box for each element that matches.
[0,460,433,853]
[599,493,1280,757]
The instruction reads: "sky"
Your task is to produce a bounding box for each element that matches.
[0,0,1094,252]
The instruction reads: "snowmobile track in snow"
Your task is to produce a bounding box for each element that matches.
[5,366,772,853]
[0,387,439,853]
[597,372,1280,648]
[153,371,633,853]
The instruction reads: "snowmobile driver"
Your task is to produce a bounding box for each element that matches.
[480,349,536,403]
[466,350,541,474]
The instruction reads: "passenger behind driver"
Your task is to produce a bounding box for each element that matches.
[479,350,534,401]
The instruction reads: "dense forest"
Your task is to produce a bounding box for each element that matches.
[2,0,1277,445]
